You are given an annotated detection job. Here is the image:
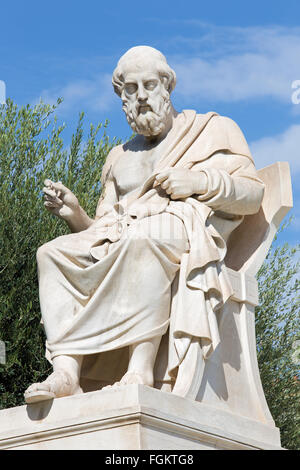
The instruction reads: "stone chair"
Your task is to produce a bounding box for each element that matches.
[150,161,292,446]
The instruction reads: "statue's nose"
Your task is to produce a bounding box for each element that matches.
[137,85,148,102]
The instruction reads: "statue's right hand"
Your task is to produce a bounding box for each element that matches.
[43,179,80,220]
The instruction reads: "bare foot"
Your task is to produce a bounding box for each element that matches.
[24,369,83,404]
[102,371,153,391]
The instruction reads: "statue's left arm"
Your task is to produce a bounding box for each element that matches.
[156,114,265,216]
[191,152,265,215]
[156,154,264,216]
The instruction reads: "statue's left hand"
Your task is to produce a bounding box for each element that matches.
[156,168,208,200]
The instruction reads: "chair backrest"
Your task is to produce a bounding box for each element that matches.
[225,162,293,276]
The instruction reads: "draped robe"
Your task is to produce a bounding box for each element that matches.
[40,110,264,386]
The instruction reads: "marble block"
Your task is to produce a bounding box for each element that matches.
[0,385,282,450]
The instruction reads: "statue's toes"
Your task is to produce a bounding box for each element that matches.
[101,381,121,391]
[101,384,113,391]
[25,383,40,393]
[120,373,144,385]
[24,382,55,404]
[25,382,50,393]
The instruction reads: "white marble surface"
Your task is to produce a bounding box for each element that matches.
[1,385,282,450]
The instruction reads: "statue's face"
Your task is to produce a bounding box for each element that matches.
[121,69,171,137]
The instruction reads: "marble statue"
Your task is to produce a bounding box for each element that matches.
[24,46,265,404]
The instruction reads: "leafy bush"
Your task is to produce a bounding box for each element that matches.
[256,234,300,450]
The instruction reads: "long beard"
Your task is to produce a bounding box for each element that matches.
[122,92,171,137]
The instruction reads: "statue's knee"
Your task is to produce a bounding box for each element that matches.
[36,241,56,264]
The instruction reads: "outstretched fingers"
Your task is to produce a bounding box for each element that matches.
[44,179,70,198]
[50,181,69,195]
[43,187,63,207]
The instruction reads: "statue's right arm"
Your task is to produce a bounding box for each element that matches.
[43,175,118,233]
[94,146,121,221]
[43,146,120,232]
[43,179,95,233]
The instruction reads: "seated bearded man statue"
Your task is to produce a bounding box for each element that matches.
[24,46,265,404]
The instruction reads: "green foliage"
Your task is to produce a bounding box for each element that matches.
[256,231,300,450]
[0,99,120,408]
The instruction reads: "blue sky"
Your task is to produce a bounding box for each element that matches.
[1,0,299,245]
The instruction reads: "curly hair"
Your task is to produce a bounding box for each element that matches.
[112,46,176,97]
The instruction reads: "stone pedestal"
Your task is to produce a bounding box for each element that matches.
[0,385,282,450]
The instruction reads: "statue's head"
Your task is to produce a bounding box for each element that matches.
[112,46,176,137]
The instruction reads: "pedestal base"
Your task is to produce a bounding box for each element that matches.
[0,385,282,450]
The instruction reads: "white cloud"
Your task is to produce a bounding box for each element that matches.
[250,124,300,174]
[169,25,300,104]
[36,73,116,114]
[32,25,300,119]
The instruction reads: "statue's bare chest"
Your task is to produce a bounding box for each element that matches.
[112,146,162,197]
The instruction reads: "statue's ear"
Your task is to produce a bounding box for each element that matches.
[160,75,171,93]
[112,69,124,97]
[160,70,176,94]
